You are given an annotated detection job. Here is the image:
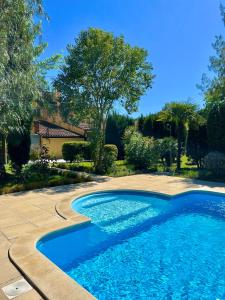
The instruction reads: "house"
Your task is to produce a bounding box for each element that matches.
[31,120,87,158]
[30,92,91,158]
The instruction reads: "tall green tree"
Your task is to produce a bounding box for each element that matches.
[200,4,224,107]
[55,28,154,173]
[0,0,61,175]
[158,102,202,170]
[207,102,225,153]
[201,5,225,153]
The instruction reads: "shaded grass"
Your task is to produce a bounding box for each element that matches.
[53,160,139,177]
[108,160,139,177]
[112,157,225,182]
[52,161,94,173]
[0,171,92,195]
[157,156,225,183]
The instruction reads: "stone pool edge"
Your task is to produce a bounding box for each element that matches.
[9,210,95,299]
[9,186,225,300]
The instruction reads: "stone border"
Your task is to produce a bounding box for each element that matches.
[9,213,95,299]
[10,187,163,300]
[9,185,225,300]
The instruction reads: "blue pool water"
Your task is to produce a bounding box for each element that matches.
[37,190,225,299]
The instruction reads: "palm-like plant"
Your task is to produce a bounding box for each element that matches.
[158,102,203,170]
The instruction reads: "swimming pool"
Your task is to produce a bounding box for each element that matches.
[37,190,225,299]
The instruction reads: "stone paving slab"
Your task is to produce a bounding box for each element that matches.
[1,174,225,299]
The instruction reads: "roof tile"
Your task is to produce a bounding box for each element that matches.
[35,121,83,138]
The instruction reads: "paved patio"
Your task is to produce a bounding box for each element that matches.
[1,174,225,300]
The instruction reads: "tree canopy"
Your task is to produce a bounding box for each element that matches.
[201,4,225,154]
[55,28,154,172]
[201,4,225,109]
[0,0,61,173]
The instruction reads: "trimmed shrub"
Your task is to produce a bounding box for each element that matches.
[30,147,40,161]
[62,141,91,162]
[102,144,118,173]
[203,151,225,176]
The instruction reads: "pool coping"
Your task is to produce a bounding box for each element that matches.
[9,186,225,299]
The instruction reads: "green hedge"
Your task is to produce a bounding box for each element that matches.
[62,141,91,162]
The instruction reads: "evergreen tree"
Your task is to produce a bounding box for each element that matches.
[186,124,208,168]
[105,112,134,159]
[203,4,225,154]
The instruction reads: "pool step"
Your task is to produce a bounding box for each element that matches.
[98,205,154,228]
[81,196,119,209]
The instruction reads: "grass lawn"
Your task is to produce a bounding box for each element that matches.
[52,161,95,173]
[108,160,139,177]
[110,157,225,182]
[53,160,138,177]
[159,155,225,183]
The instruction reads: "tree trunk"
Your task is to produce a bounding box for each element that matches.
[197,160,200,169]
[95,130,105,173]
[176,138,181,171]
[92,112,107,174]
[176,126,182,171]
[176,122,185,171]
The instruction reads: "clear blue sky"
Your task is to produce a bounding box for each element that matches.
[41,0,225,116]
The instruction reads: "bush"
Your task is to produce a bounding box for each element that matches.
[62,141,91,162]
[21,145,50,180]
[124,128,159,170]
[203,151,225,176]
[30,147,40,161]
[22,161,49,180]
[102,144,118,173]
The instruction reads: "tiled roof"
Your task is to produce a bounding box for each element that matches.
[78,122,91,131]
[34,121,84,138]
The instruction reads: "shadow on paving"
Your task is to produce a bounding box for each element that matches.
[10,175,111,197]
[161,176,225,190]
